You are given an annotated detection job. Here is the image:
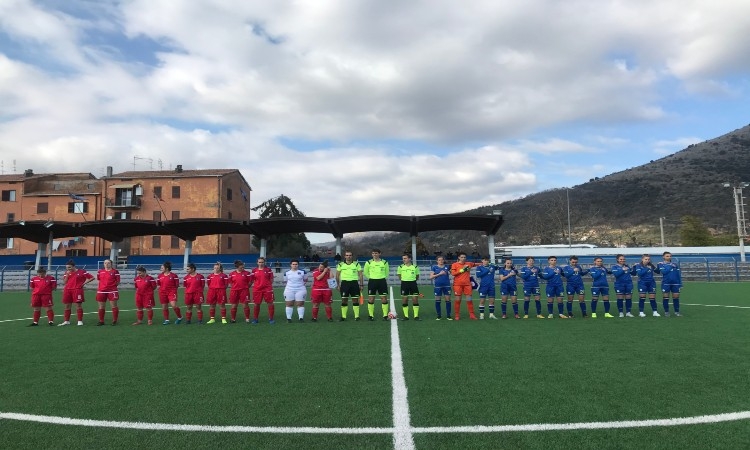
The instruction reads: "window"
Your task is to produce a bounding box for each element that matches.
[171,186,180,199]
[53,184,61,191]
[152,236,161,249]
[227,211,233,220]
[153,186,162,199]
[7,213,14,223]
[114,188,134,206]
[117,212,131,220]
[1,190,16,201]
[37,202,48,214]
[65,249,87,257]
[227,188,233,201]
[152,211,161,221]
[67,202,89,213]
[87,183,95,190]
[0,237,13,249]
[227,236,233,249]
[171,211,180,220]
[171,236,180,248]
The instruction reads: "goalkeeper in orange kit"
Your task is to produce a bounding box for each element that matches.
[450,252,479,320]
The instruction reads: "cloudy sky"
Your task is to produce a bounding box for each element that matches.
[1,0,749,236]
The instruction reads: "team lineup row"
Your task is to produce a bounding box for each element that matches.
[24,250,683,327]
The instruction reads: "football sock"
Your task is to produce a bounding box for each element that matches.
[649,299,658,312]
[33,310,41,323]
[512,303,518,315]
[445,300,452,317]
[368,303,375,317]
[137,310,143,321]
[253,304,261,320]
[173,307,182,319]
[500,303,506,315]
[76,308,83,321]
[209,306,216,319]
[479,304,486,314]
[663,297,670,313]
[489,304,496,314]
[453,300,461,318]
[46,310,54,322]
[286,306,293,319]
[312,305,319,320]
[566,301,573,314]
[535,300,542,314]
[413,305,419,318]
[674,298,680,312]
[267,304,275,320]
[579,302,587,315]
[523,300,530,315]
[297,306,304,319]
[220,306,226,319]
[197,310,203,321]
[231,306,237,321]
[353,305,360,319]
[617,299,624,313]
[186,311,192,321]
[382,303,389,317]
[625,299,633,312]
[547,302,553,314]
[325,304,333,319]
[435,300,442,317]
[163,309,170,320]
[603,301,610,313]
[638,298,645,312]
[112,307,119,323]
[402,305,409,318]
[591,299,598,313]
[467,301,475,316]
[341,305,349,319]
[64,309,71,322]
[98,309,105,322]
[557,302,564,314]
[147,309,153,321]
[243,305,250,320]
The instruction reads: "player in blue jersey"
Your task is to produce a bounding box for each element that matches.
[562,256,589,318]
[656,251,682,317]
[519,257,544,319]
[430,256,453,320]
[498,258,520,319]
[476,257,498,319]
[633,254,661,317]
[539,256,567,319]
[588,257,614,318]
[611,254,635,317]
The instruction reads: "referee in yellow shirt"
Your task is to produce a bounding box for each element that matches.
[336,251,364,321]
[397,254,421,321]
[363,248,390,321]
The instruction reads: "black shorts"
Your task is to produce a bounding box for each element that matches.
[368,278,388,295]
[400,281,419,296]
[340,280,361,298]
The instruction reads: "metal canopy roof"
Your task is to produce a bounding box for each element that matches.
[0,214,503,242]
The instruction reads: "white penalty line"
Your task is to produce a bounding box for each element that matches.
[684,303,750,309]
[1,411,748,434]
[389,285,416,450]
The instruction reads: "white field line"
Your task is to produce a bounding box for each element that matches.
[1,411,748,434]
[389,286,416,450]
[683,303,750,309]
[0,308,140,324]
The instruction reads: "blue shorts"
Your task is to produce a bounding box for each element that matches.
[500,286,517,296]
[566,282,585,296]
[661,284,681,294]
[591,286,609,297]
[478,285,496,298]
[614,283,633,295]
[546,285,564,298]
[523,287,540,297]
[638,281,656,294]
[434,286,451,297]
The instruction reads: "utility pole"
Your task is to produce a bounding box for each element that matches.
[660,217,665,246]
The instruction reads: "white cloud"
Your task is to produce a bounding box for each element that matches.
[652,137,703,155]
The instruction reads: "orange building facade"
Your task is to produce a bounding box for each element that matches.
[0,167,252,257]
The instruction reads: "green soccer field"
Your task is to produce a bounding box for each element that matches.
[0,283,748,449]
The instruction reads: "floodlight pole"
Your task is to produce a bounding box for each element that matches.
[566,188,572,248]
[659,217,665,247]
[35,242,44,271]
[411,235,417,263]
[47,231,53,272]
[732,186,747,262]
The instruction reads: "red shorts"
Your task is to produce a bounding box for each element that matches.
[207,288,227,305]
[311,290,332,305]
[135,293,155,309]
[252,290,273,304]
[96,292,119,302]
[184,292,204,306]
[159,290,178,305]
[31,294,53,308]
[228,290,250,304]
[453,285,472,296]
[62,289,85,304]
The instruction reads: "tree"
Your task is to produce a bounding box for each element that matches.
[251,195,311,257]
[679,215,713,246]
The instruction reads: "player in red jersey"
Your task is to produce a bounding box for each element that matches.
[206,262,229,324]
[29,267,57,326]
[311,261,334,322]
[95,259,121,326]
[251,257,275,324]
[227,260,253,323]
[183,262,206,324]
[58,259,94,326]
[133,266,157,325]
[450,252,479,320]
[157,261,183,325]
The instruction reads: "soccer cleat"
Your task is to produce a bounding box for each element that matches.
[501,314,507,319]
[625,312,634,317]
[299,318,304,322]
[591,313,597,318]
[604,313,614,318]
[77,321,84,326]
[523,315,529,319]
[197,320,203,325]
[221,318,227,324]
[567,313,574,319]
[618,312,624,318]
[162,320,170,325]
[327,318,334,322]
[354,317,361,321]
[58,321,70,327]
[231,319,237,324]
[369,316,375,321]
[479,313,484,320]
[185,320,191,324]
[638,312,646,318]
[514,314,521,319]
[558,314,568,319]
[269,319,275,324]
[97,322,105,326]
[311,318,317,322]
[446,317,453,321]
[400,317,409,321]
[28,322,39,327]
[489,314,498,319]
[206,318,216,324]
[132,321,142,326]
[469,314,478,320]
[581,313,588,319]
[287,319,292,323]
[652,311,661,317]
[383,316,389,321]
[435,317,441,321]
[547,314,554,319]
[674,312,682,317]
[175,317,182,325]
[454,316,460,321]
[147,320,153,325]
[48,321,54,326]
[536,315,545,319]
[245,319,251,323]
[111,322,117,326]
[414,317,422,321]
[664,312,670,317]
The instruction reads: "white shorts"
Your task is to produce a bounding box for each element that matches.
[284,288,307,302]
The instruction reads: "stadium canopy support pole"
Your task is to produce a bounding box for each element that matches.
[335,237,342,257]
[183,240,192,268]
[259,238,267,258]
[109,241,119,264]
[411,235,417,262]
[34,242,44,270]
[487,235,496,264]
[47,231,53,272]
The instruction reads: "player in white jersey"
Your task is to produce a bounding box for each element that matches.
[284,260,309,322]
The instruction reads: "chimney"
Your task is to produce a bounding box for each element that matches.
[175,165,183,173]
[106,166,113,177]
[24,169,33,177]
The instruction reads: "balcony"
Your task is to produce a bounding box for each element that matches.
[106,197,142,209]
